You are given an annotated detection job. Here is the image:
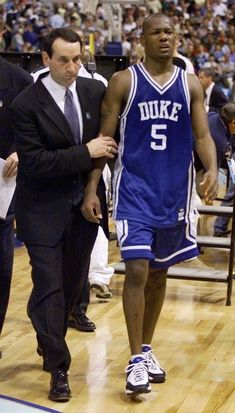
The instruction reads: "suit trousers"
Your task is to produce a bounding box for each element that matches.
[26,205,98,371]
[72,277,90,317]
[0,214,14,334]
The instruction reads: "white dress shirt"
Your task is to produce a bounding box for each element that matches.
[42,74,83,140]
[204,82,214,113]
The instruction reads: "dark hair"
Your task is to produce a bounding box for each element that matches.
[42,28,82,58]
[220,103,235,127]
[198,67,214,79]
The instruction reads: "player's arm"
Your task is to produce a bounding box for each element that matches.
[189,74,218,201]
[81,69,130,222]
[100,69,130,136]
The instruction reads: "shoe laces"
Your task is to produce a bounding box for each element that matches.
[145,350,161,370]
[125,360,147,382]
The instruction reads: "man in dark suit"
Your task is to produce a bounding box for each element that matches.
[213,103,235,236]
[0,18,33,357]
[198,67,228,113]
[31,25,110,333]
[10,28,117,402]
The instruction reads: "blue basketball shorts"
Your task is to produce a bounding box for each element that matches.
[115,219,199,269]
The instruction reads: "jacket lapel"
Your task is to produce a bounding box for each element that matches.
[35,79,76,145]
[76,78,93,144]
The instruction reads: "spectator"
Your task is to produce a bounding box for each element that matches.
[213,103,235,236]
[0,18,33,357]
[49,5,65,29]
[198,67,228,112]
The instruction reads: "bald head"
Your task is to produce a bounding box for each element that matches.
[140,13,176,63]
[142,13,174,35]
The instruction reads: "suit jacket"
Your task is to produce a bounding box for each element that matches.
[208,111,229,168]
[194,111,229,172]
[10,75,106,246]
[0,55,33,159]
[208,83,228,113]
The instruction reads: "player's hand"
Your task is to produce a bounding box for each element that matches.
[199,170,218,202]
[81,191,102,223]
[86,135,118,159]
[3,152,18,177]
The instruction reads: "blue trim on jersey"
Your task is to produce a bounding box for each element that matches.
[113,64,195,227]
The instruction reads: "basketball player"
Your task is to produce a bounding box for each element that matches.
[81,13,218,395]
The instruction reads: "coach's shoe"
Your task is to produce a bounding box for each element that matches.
[68,314,96,332]
[125,356,151,395]
[48,369,71,402]
[142,345,166,383]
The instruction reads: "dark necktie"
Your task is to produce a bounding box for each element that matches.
[64,88,81,145]
[64,88,83,204]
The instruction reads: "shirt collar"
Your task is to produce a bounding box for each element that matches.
[45,73,77,100]
[205,82,214,96]
[66,80,77,96]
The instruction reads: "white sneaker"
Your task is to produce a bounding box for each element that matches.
[125,357,151,395]
[144,350,166,383]
[90,282,112,299]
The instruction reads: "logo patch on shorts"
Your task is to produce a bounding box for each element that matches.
[178,208,185,221]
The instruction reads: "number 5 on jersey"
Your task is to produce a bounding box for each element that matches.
[151,124,167,150]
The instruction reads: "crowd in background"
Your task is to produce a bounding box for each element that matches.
[0,0,235,97]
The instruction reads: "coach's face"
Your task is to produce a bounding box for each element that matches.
[42,37,81,87]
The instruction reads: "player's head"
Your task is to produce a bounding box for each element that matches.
[140,13,175,62]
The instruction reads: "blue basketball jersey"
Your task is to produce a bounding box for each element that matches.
[112,63,195,227]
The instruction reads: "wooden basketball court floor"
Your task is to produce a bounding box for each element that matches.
[1,215,235,413]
